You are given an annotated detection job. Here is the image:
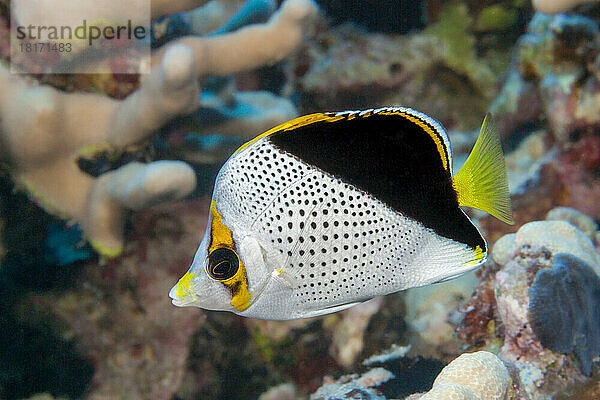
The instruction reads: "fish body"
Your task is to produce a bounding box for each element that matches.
[170,107,513,320]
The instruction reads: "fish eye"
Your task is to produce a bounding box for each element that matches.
[207,247,239,280]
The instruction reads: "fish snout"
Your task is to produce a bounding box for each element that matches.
[169,271,198,307]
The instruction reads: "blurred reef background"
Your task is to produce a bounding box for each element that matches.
[1,0,600,399]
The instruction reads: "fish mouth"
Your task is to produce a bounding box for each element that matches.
[169,284,197,307]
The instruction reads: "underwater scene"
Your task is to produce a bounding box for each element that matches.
[1,0,600,398]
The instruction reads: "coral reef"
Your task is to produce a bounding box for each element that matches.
[328,297,383,368]
[545,206,598,237]
[491,12,600,142]
[151,0,318,76]
[492,219,599,270]
[486,35,600,227]
[407,351,510,400]
[5,1,600,400]
[151,0,277,48]
[367,353,445,398]
[494,243,590,399]
[309,347,509,400]
[177,312,342,398]
[310,367,394,400]
[15,199,209,399]
[1,0,318,257]
[404,272,479,358]
[532,0,597,14]
[309,342,450,399]
[488,12,600,222]
[258,383,298,400]
[457,208,600,399]
[210,0,277,36]
[193,90,298,138]
[290,1,526,130]
[292,24,495,130]
[0,44,200,257]
[528,253,600,376]
[503,131,553,196]
[485,132,600,232]
[362,344,412,366]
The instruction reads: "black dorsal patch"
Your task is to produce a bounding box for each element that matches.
[268,111,485,251]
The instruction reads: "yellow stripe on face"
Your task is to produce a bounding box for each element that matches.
[378,111,450,171]
[209,200,235,252]
[209,201,251,311]
[221,262,251,311]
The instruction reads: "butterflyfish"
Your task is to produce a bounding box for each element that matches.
[169,107,513,320]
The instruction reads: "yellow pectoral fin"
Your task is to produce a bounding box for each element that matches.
[452,114,515,225]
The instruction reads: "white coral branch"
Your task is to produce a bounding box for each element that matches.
[0,44,200,257]
[152,0,318,76]
[532,0,598,13]
[1,0,318,257]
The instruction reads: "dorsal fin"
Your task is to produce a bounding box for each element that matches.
[233,108,453,172]
[452,115,514,225]
[372,107,452,171]
[233,113,334,155]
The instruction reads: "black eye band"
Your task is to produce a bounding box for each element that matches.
[207,247,239,280]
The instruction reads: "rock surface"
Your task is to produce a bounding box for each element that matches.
[18,200,208,400]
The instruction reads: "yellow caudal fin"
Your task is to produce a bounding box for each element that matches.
[452,115,515,225]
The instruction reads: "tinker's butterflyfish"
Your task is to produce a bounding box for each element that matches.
[170,107,514,320]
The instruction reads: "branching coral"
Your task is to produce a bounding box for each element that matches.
[532,0,598,14]
[1,0,319,257]
[1,44,200,257]
[152,0,214,19]
[152,0,318,77]
[13,0,225,24]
